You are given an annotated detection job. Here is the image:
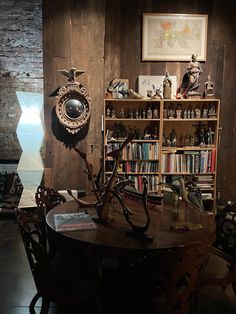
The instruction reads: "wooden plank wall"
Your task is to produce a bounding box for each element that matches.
[43,0,236,203]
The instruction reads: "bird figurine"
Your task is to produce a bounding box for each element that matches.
[58,67,85,81]
[178,177,204,215]
[128,88,143,99]
[160,179,181,197]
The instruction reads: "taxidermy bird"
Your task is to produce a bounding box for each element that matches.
[58,67,85,81]
[178,177,204,215]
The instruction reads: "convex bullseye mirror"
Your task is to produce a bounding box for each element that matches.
[55,68,91,134]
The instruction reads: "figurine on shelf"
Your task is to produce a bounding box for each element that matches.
[165,137,171,147]
[153,106,159,118]
[142,109,146,119]
[195,107,201,119]
[111,108,116,118]
[163,72,172,99]
[152,85,163,99]
[105,76,120,98]
[204,75,214,98]
[144,130,151,140]
[186,54,203,98]
[106,107,111,117]
[202,108,208,118]
[147,89,153,98]
[168,107,174,119]
[138,110,142,119]
[147,107,152,119]
[135,109,139,119]
[128,89,143,99]
[176,105,182,119]
[206,127,214,145]
[120,108,125,118]
[183,108,188,119]
[130,110,134,119]
[199,126,206,147]
[191,109,195,119]
[170,129,177,147]
[208,103,216,118]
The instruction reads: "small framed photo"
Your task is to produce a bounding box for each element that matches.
[142,13,208,61]
[138,75,177,99]
[112,79,129,99]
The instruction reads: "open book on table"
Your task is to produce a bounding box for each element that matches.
[53,211,97,232]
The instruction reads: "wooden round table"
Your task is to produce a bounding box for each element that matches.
[46,197,215,259]
[46,197,216,314]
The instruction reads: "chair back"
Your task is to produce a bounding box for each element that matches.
[16,210,52,296]
[35,185,66,216]
[127,241,211,314]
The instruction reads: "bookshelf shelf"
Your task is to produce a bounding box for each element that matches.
[105,172,160,175]
[163,118,218,122]
[162,146,216,151]
[106,118,160,121]
[104,98,220,213]
[162,172,216,175]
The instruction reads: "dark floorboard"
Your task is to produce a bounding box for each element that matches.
[0,216,236,314]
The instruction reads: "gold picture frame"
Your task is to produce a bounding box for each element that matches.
[142,13,208,61]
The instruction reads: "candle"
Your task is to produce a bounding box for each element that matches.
[101,114,104,132]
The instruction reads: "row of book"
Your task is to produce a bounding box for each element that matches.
[106,160,159,173]
[161,150,216,174]
[106,142,159,160]
[127,175,159,192]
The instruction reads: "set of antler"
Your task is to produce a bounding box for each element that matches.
[68,135,135,223]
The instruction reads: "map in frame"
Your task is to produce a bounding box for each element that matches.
[142,13,208,61]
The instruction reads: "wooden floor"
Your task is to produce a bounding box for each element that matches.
[0,215,235,314]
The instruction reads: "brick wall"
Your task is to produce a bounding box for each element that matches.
[0,0,43,160]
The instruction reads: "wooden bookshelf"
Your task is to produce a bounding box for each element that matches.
[103,98,221,213]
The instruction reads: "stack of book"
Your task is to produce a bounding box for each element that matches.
[161,149,216,174]
[106,142,159,160]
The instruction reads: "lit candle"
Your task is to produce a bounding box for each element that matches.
[101,114,104,132]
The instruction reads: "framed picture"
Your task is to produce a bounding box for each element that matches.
[112,79,129,99]
[142,13,208,61]
[138,75,177,99]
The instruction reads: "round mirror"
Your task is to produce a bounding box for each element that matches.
[65,98,85,119]
[55,82,91,134]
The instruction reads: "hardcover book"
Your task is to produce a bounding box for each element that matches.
[53,211,97,232]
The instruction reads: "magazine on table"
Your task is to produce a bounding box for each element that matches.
[53,211,97,232]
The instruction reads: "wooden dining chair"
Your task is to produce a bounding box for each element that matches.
[35,185,67,216]
[200,246,236,294]
[113,241,211,314]
[34,185,67,257]
[16,209,102,314]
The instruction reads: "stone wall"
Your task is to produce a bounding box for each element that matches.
[0,0,43,160]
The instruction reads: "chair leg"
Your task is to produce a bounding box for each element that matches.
[40,298,50,314]
[30,292,40,313]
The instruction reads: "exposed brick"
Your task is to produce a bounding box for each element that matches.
[0,0,43,160]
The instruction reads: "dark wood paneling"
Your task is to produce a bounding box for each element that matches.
[43,0,236,202]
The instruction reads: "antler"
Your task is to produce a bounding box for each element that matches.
[73,147,102,203]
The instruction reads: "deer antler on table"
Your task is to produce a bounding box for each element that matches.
[70,134,134,224]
